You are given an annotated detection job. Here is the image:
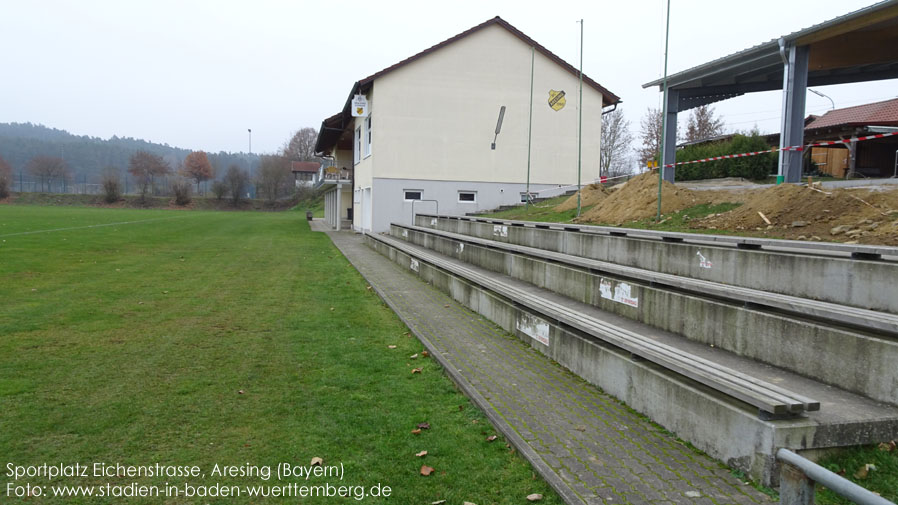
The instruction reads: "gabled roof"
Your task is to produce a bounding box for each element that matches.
[805,98,898,129]
[315,16,620,155]
[356,16,619,106]
[291,161,319,173]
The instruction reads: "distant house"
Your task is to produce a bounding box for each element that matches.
[313,16,619,233]
[804,98,898,178]
[677,98,898,179]
[291,161,320,187]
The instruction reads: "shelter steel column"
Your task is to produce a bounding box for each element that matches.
[662,89,679,183]
[779,44,809,183]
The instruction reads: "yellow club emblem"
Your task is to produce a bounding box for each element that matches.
[548,90,566,111]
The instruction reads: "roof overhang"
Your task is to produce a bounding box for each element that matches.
[642,0,898,111]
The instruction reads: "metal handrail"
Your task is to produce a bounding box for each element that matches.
[777,448,894,505]
[411,199,438,224]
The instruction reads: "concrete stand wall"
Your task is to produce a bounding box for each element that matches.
[365,234,898,486]
[392,225,898,405]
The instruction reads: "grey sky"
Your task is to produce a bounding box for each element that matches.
[1,0,894,156]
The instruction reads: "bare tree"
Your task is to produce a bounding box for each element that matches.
[684,105,725,143]
[224,164,249,205]
[27,156,69,192]
[100,166,122,203]
[600,108,634,177]
[256,155,292,203]
[128,150,171,200]
[282,128,318,161]
[0,154,11,198]
[637,108,664,169]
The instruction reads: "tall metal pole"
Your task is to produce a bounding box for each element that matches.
[248,128,252,154]
[657,0,672,222]
[526,46,535,208]
[576,19,583,217]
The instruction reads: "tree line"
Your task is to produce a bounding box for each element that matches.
[0,125,321,204]
[601,104,774,181]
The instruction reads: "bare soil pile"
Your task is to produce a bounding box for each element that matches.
[694,184,898,245]
[554,184,612,212]
[576,172,703,224]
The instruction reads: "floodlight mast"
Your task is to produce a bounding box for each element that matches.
[657,0,671,222]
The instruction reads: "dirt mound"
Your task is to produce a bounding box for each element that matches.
[554,184,611,212]
[695,184,898,245]
[576,172,704,224]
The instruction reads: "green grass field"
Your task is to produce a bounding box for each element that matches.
[0,205,559,504]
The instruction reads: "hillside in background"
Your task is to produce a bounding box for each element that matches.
[0,123,259,183]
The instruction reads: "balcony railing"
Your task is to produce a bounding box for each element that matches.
[315,167,353,189]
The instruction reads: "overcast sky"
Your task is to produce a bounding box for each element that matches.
[1,0,894,155]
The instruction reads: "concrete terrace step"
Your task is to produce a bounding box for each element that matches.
[374,233,819,417]
[364,230,898,485]
[395,223,898,336]
[391,223,898,404]
[414,214,898,314]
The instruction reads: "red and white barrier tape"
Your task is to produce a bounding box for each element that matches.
[663,131,898,168]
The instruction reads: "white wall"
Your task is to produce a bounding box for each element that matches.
[369,23,605,186]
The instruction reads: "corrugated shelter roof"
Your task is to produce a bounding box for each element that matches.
[805,98,898,129]
[642,0,898,110]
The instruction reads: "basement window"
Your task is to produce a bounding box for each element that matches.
[404,190,423,201]
[458,191,477,203]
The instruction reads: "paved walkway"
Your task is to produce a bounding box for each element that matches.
[317,224,771,505]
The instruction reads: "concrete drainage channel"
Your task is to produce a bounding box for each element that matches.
[365,214,898,489]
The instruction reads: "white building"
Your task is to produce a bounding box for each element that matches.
[314,16,619,233]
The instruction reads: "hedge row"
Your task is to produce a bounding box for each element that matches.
[674,134,776,181]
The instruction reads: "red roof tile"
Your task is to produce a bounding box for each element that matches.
[291,161,319,173]
[805,98,898,129]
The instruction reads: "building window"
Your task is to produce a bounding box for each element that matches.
[364,116,372,157]
[458,191,476,203]
[354,126,362,164]
[404,190,423,201]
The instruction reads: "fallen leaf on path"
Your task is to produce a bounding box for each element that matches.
[411,368,422,374]
[237,390,245,395]
[486,435,498,442]
[310,457,323,466]
[421,351,429,357]
[431,501,446,505]
[685,491,701,498]
[411,429,422,435]
[420,465,434,476]
[527,494,543,502]
[416,450,428,457]
[417,422,431,430]
[410,353,418,359]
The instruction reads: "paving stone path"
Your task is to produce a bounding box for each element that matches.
[320,225,772,505]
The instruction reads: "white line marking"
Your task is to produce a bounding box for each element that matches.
[0,215,188,238]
